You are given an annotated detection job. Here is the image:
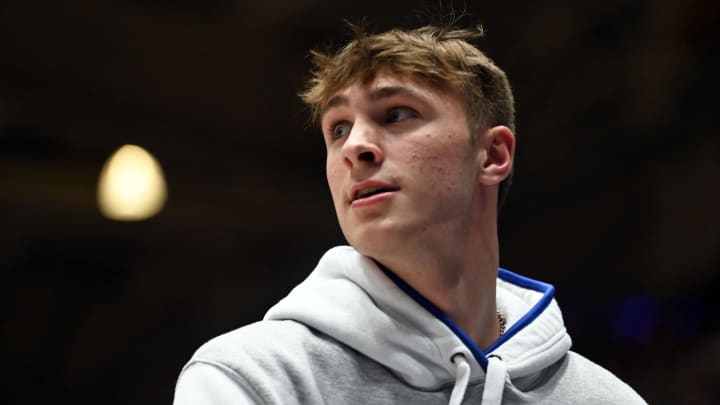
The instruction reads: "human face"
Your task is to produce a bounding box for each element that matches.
[321,72,484,257]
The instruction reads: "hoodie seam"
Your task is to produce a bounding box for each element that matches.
[181,360,268,405]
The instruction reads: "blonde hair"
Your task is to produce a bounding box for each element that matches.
[300,24,515,135]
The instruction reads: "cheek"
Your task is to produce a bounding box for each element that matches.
[406,135,475,197]
[408,135,468,176]
[326,157,344,202]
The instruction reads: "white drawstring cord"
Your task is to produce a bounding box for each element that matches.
[449,354,471,405]
[481,355,508,405]
[449,354,508,405]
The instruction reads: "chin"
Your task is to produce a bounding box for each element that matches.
[340,217,409,257]
[346,233,396,261]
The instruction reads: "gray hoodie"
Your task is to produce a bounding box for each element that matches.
[174,246,647,404]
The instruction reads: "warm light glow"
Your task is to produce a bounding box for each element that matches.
[97,144,168,221]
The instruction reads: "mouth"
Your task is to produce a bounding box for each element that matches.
[352,184,400,202]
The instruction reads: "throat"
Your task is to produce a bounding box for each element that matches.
[376,257,501,349]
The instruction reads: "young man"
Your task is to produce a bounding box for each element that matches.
[174,24,646,404]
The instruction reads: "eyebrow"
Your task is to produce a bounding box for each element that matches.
[324,86,421,114]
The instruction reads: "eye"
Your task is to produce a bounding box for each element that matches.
[332,122,352,139]
[386,107,416,123]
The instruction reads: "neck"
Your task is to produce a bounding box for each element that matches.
[373,205,501,349]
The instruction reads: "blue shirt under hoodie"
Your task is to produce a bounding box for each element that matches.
[174,246,647,405]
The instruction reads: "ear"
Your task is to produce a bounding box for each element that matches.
[478,125,515,186]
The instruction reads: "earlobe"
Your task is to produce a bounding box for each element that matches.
[478,126,515,186]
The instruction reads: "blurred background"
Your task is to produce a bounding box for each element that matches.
[1,0,718,403]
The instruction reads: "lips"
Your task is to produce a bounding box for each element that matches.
[350,181,399,202]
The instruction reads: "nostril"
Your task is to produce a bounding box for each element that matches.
[358,151,375,162]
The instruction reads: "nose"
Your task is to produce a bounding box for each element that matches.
[341,119,384,169]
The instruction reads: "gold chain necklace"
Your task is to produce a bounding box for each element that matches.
[497,310,507,336]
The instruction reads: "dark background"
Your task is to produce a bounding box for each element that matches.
[1,0,718,404]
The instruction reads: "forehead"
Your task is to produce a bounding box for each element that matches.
[322,72,457,116]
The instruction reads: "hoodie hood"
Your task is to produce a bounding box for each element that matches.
[264,246,572,404]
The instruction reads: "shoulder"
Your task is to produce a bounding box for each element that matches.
[192,320,312,359]
[557,351,647,404]
[177,320,368,405]
[188,319,352,375]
